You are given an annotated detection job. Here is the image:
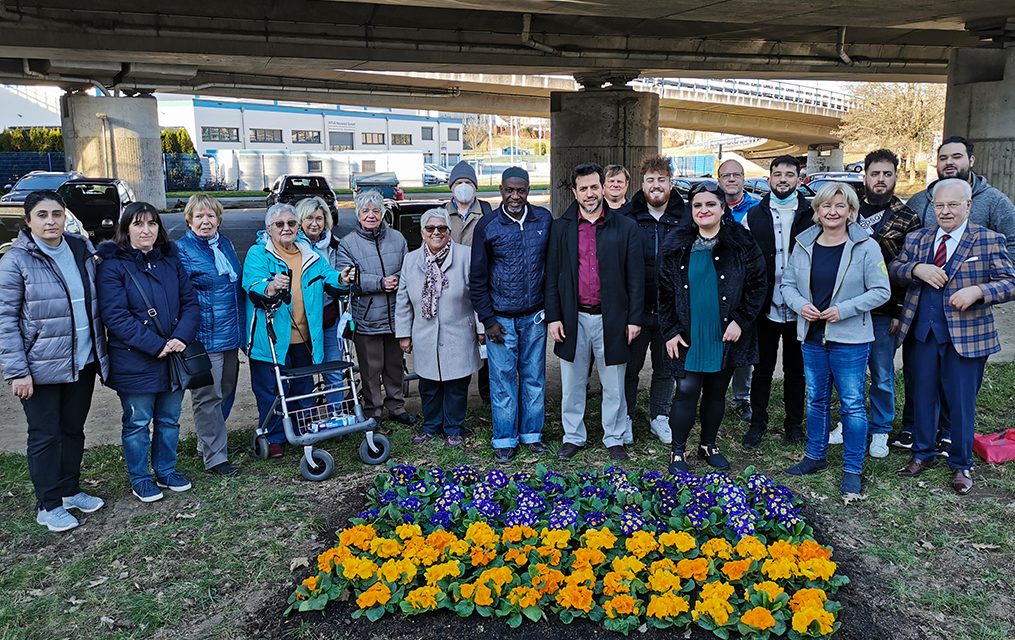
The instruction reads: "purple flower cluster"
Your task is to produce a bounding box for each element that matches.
[450,465,479,486]
[583,510,607,527]
[504,508,539,527]
[547,504,578,529]
[580,485,608,500]
[619,510,646,536]
[390,464,417,486]
[485,469,509,489]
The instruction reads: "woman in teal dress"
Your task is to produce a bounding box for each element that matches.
[657,185,767,473]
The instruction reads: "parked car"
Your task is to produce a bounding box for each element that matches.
[744,177,817,202]
[385,199,444,251]
[803,172,866,199]
[672,176,717,200]
[423,163,449,185]
[353,172,404,201]
[0,170,84,204]
[845,160,865,173]
[57,178,136,240]
[0,206,85,257]
[264,174,338,217]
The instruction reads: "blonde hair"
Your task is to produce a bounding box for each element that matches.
[295,196,333,231]
[184,193,224,225]
[811,182,860,224]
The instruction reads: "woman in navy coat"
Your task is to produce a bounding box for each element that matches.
[97,203,200,503]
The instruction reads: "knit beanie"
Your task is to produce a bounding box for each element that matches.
[449,160,478,187]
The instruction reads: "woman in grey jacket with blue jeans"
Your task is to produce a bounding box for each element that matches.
[780,182,890,496]
[0,191,109,532]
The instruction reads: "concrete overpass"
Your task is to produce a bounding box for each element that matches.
[0,1,1013,210]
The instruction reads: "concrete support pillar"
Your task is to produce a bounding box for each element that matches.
[945,47,1015,201]
[805,144,843,174]
[60,94,166,209]
[549,87,659,216]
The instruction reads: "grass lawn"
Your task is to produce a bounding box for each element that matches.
[1,364,1013,640]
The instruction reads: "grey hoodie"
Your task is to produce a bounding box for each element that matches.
[781,222,890,345]
[907,173,1015,256]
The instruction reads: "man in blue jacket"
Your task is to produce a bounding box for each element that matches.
[470,167,552,463]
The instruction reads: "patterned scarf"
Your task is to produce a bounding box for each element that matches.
[421,242,451,320]
[208,233,238,282]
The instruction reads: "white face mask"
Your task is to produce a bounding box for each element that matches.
[453,182,476,204]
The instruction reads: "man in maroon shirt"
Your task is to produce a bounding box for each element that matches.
[545,163,645,461]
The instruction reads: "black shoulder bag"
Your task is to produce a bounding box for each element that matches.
[126,270,213,390]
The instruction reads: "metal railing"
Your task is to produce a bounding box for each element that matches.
[635,77,854,112]
[0,84,62,115]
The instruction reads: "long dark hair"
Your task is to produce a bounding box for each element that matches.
[114,201,170,249]
[23,190,67,222]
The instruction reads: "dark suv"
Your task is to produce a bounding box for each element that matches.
[58,178,136,239]
[264,175,338,215]
[1,170,84,204]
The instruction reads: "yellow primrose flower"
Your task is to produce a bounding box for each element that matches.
[470,547,497,567]
[478,566,515,595]
[473,583,494,607]
[464,522,499,549]
[405,585,441,610]
[789,588,828,613]
[762,557,799,581]
[692,597,733,626]
[735,536,769,561]
[720,559,753,582]
[658,530,697,554]
[554,584,593,612]
[792,605,835,634]
[316,545,351,573]
[540,528,572,549]
[369,537,402,559]
[740,606,777,630]
[701,538,734,560]
[583,527,618,551]
[602,570,631,596]
[646,569,682,594]
[532,564,564,595]
[535,545,562,566]
[572,547,606,569]
[603,594,640,619]
[625,530,659,559]
[796,539,833,562]
[338,524,377,551]
[355,581,391,609]
[563,566,596,589]
[768,540,799,561]
[301,575,319,592]
[797,558,837,582]
[424,560,463,585]
[611,554,646,578]
[341,556,379,581]
[394,523,422,540]
[650,558,678,574]
[646,593,690,619]
[502,525,538,544]
[699,581,735,602]
[753,581,785,602]
[504,545,534,567]
[675,557,709,581]
[426,529,460,554]
[508,586,541,608]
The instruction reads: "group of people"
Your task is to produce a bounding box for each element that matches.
[3,134,1013,534]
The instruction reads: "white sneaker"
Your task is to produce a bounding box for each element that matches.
[649,415,672,444]
[623,415,634,445]
[828,422,844,445]
[869,433,890,458]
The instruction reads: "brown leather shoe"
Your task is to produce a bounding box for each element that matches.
[897,457,935,477]
[557,443,583,460]
[951,469,973,495]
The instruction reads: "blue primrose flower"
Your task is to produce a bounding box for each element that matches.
[398,496,423,511]
[450,465,479,486]
[485,469,509,489]
[548,506,578,530]
[619,510,646,536]
[402,512,416,524]
[378,490,398,506]
[583,510,607,527]
[504,508,538,527]
[509,470,534,484]
[580,485,608,500]
[389,464,418,486]
[429,467,447,484]
[357,508,380,520]
[432,509,453,528]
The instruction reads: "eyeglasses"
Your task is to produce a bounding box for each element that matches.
[719,172,744,180]
[423,225,450,234]
[273,220,298,229]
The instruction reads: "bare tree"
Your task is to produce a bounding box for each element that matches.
[834,83,946,182]
[462,114,489,151]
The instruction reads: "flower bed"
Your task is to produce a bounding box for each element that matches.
[287,465,848,638]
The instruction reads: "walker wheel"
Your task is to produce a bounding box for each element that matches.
[359,433,391,465]
[252,435,269,460]
[300,449,335,482]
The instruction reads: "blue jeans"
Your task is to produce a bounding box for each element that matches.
[867,315,897,434]
[487,312,547,449]
[801,341,871,475]
[250,342,314,445]
[322,322,347,404]
[119,389,186,486]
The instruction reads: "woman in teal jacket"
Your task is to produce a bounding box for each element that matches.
[243,203,355,458]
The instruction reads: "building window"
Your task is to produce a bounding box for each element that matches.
[250,128,283,143]
[447,128,460,141]
[329,131,354,151]
[392,133,412,145]
[421,127,434,141]
[362,132,385,145]
[201,126,239,142]
[292,129,322,144]
[362,160,377,173]
[423,152,434,163]
[307,160,323,173]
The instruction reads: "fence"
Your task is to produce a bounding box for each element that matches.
[0,152,65,186]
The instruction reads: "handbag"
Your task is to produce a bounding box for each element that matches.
[972,429,1015,464]
[126,271,214,390]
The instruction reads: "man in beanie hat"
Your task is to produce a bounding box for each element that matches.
[445,160,493,247]
[444,160,494,404]
[470,167,552,463]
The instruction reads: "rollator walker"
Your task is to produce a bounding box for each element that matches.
[249,287,391,481]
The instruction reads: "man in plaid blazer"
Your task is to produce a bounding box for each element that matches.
[889,178,1015,495]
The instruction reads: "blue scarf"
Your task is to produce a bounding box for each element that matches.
[208,233,237,282]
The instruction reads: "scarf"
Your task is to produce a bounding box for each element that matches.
[208,233,237,282]
[421,242,451,320]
